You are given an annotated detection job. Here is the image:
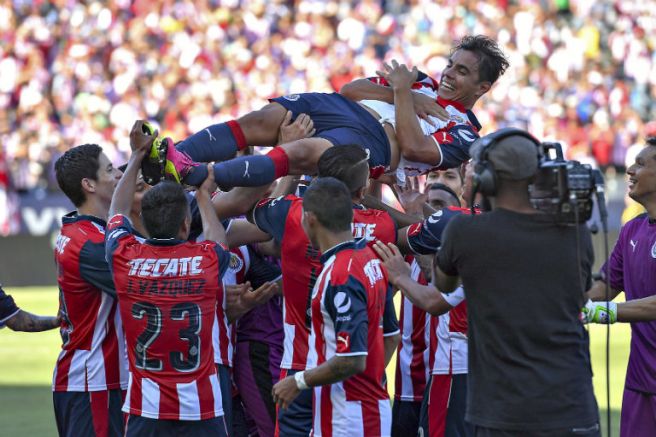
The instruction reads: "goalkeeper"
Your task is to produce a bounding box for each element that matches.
[585,138,656,437]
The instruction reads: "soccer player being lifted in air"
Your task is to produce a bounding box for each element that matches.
[143,35,509,189]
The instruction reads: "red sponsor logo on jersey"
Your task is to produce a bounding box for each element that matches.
[369,165,386,179]
[255,198,274,209]
[407,222,423,237]
[108,214,124,230]
[336,331,351,353]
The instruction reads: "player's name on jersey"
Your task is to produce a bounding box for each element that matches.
[128,257,204,277]
[126,277,207,297]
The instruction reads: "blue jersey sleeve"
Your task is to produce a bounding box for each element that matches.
[382,286,400,336]
[407,208,460,255]
[250,195,295,243]
[323,277,369,356]
[0,287,20,328]
[432,124,479,169]
[212,243,232,279]
[105,214,140,291]
[244,246,282,289]
[80,240,117,298]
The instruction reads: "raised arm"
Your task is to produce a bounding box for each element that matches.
[196,164,227,246]
[340,78,396,103]
[378,62,442,165]
[109,120,153,218]
[340,76,448,122]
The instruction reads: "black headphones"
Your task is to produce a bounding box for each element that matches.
[471,127,541,197]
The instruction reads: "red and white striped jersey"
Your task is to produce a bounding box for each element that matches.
[430,291,468,375]
[360,73,482,174]
[307,240,392,437]
[394,258,430,402]
[212,246,250,367]
[252,196,397,371]
[52,213,128,392]
[106,214,231,420]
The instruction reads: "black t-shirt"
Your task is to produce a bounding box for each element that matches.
[437,208,598,431]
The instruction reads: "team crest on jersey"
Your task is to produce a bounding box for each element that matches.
[283,94,300,101]
[228,253,244,273]
[651,241,656,259]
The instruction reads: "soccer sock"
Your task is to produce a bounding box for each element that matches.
[184,147,290,190]
[176,120,248,162]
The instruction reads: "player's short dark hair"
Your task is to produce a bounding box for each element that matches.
[647,137,656,147]
[453,35,509,84]
[317,145,369,195]
[303,177,353,232]
[141,182,190,239]
[55,143,103,207]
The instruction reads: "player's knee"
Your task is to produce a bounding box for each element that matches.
[281,141,318,173]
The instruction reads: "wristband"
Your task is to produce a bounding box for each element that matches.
[441,286,465,307]
[294,371,309,390]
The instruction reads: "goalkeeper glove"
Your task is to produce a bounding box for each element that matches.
[581,300,617,324]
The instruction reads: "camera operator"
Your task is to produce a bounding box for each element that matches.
[433,129,600,436]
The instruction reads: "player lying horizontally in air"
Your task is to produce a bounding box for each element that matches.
[142,35,508,189]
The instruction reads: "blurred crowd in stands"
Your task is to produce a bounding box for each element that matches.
[0,0,655,195]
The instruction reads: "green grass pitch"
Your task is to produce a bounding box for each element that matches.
[0,287,628,436]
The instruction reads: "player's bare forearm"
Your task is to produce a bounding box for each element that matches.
[226,219,272,247]
[395,274,452,316]
[109,148,146,218]
[617,296,656,322]
[213,186,271,220]
[362,195,421,229]
[304,355,366,387]
[384,333,400,366]
[6,310,60,332]
[434,266,459,294]
[340,79,395,103]
[586,280,621,302]
[270,176,299,198]
[393,86,440,164]
[197,190,227,246]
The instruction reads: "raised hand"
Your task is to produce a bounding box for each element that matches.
[129,120,157,153]
[393,176,427,216]
[376,60,418,91]
[199,163,217,196]
[373,241,411,285]
[278,111,316,144]
[412,92,450,124]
